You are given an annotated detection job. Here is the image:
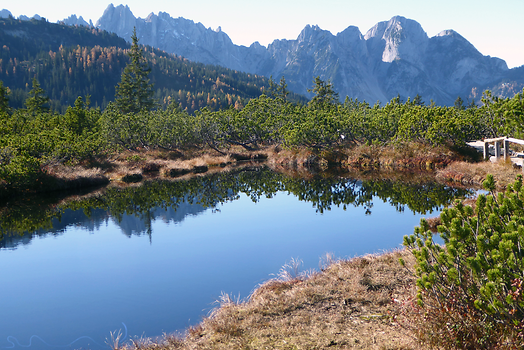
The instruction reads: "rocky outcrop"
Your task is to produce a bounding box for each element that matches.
[95,4,269,73]
[95,5,521,105]
[18,14,41,21]
[61,14,93,27]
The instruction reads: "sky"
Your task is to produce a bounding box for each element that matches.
[3,0,524,68]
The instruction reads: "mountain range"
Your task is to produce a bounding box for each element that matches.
[94,4,524,105]
[3,5,524,105]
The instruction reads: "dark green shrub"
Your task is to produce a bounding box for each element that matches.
[0,153,44,191]
[403,174,524,349]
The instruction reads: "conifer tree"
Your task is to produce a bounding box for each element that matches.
[267,76,289,102]
[0,81,11,115]
[308,76,339,107]
[413,94,424,106]
[114,27,156,114]
[454,96,465,110]
[25,78,49,115]
[277,76,289,102]
[267,75,278,98]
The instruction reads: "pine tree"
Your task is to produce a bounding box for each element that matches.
[267,75,289,102]
[267,75,278,98]
[454,96,465,110]
[0,81,11,115]
[308,76,339,107]
[25,78,49,115]
[277,76,289,102]
[413,94,424,106]
[114,27,156,114]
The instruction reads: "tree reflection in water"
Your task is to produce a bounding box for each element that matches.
[0,166,472,246]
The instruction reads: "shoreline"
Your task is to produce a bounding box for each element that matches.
[3,145,522,349]
[4,142,515,198]
[119,249,419,349]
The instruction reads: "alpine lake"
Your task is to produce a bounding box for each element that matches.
[0,165,474,349]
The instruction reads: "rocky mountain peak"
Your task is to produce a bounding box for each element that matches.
[0,9,12,18]
[93,6,517,105]
[365,16,429,64]
[337,26,363,41]
[298,24,330,41]
[435,29,474,49]
[95,4,136,40]
[295,24,337,55]
[437,29,460,38]
[61,14,92,27]
[18,14,41,21]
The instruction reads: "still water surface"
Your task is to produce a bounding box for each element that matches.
[0,168,471,349]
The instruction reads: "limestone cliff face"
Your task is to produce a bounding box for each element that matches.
[61,14,92,27]
[96,4,137,40]
[96,5,519,105]
[96,4,269,73]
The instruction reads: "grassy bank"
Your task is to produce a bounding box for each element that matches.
[436,159,523,189]
[98,143,524,190]
[115,250,418,350]
[0,141,488,198]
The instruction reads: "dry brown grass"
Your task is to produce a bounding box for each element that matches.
[396,291,521,350]
[45,164,105,180]
[98,147,276,182]
[120,250,419,350]
[11,141,518,198]
[38,142,486,188]
[40,163,110,190]
[101,150,232,181]
[436,159,522,189]
[344,142,461,170]
[267,148,319,168]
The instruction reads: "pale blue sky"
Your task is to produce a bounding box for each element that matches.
[4,0,524,68]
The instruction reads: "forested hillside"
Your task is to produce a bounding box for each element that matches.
[0,17,306,113]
